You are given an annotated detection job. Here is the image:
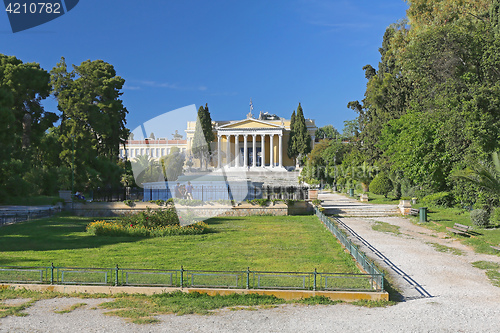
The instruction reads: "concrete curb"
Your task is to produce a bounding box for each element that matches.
[2,284,388,302]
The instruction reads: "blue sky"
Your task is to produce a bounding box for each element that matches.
[1,0,408,136]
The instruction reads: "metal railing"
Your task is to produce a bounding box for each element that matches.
[315,206,384,291]
[0,208,61,227]
[0,264,379,291]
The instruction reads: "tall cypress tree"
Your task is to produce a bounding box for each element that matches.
[293,103,311,162]
[192,103,214,169]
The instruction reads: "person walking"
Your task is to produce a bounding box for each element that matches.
[185,181,194,200]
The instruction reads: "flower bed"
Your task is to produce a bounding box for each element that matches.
[86,207,209,237]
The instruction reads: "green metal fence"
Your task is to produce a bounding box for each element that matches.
[0,209,383,292]
[315,206,384,291]
[0,264,380,291]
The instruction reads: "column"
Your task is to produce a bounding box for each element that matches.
[270,134,274,168]
[217,135,222,168]
[279,133,283,168]
[260,134,266,167]
[235,134,239,167]
[252,134,257,168]
[243,134,248,167]
[226,134,231,167]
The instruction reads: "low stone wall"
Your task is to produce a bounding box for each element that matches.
[67,201,313,217]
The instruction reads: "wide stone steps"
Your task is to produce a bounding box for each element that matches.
[318,192,400,217]
[323,207,400,217]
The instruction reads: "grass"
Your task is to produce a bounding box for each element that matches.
[472,261,500,270]
[54,302,87,314]
[0,214,358,273]
[0,288,395,322]
[472,261,500,288]
[426,242,463,256]
[372,221,401,235]
[408,206,500,255]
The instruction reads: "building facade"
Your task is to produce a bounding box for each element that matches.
[185,113,316,170]
[120,138,187,160]
[122,112,317,170]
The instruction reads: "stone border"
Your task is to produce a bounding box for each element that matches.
[66,201,313,217]
[2,283,388,302]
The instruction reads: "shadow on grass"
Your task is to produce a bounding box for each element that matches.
[0,214,141,253]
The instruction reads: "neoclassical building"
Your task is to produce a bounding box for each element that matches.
[186,112,316,170]
[121,112,317,171]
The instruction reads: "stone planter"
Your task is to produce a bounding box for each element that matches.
[59,190,72,203]
[360,193,369,202]
[308,189,319,200]
[398,200,412,215]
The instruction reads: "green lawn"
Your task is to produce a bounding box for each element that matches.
[409,206,500,255]
[0,214,359,273]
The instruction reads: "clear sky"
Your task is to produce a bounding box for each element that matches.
[1,0,408,136]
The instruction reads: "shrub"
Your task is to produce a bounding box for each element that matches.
[471,209,489,227]
[118,208,179,228]
[312,199,321,206]
[369,172,393,198]
[490,207,500,225]
[247,199,269,207]
[421,192,454,207]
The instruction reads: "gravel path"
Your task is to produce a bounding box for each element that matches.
[2,193,500,332]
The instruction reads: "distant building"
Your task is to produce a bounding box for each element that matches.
[120,138,187,160]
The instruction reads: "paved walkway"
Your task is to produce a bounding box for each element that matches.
[319,191,399,216]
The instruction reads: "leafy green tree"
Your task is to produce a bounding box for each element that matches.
[192,103,214,169]
[161,147,185,181]
[51,57,129,189]
[315,125,339,140]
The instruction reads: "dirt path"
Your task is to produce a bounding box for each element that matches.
[1,195,500,332]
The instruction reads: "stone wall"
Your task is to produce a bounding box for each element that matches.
[67,201,313,217]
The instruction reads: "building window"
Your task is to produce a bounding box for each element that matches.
[161,148,165,156]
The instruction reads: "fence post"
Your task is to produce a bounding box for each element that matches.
[246,267,250,289]
[313,268,317,291]
[115,264,119,286]
[50,263,54,284]
[201,186,204,202]
[180,266,184,289]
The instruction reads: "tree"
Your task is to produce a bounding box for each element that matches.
[192,103,214,170]
[289,103,311,165]
[452,152,500,199]
[161,147,185,181]
[370,172,393,198]
[315,125,339,140]
[51,57,129,189]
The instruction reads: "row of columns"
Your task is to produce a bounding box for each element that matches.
[217,133,283,168]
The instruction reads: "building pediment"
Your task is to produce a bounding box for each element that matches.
[217,118,283,130]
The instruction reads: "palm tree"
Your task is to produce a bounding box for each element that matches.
[452,152,500,198]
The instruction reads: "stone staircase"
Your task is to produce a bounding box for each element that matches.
[319,192,400,217]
